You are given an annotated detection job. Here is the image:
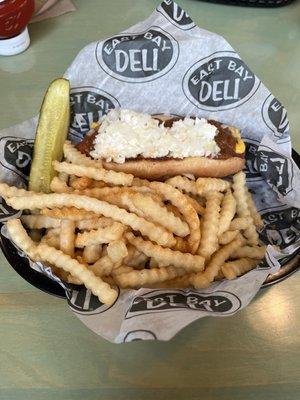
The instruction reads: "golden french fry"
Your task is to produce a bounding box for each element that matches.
[107,240,128,263]
[75,223,126,247]
[233,172,259,246]
[76,217,114,230]
[166,176,198,196]
[112,265,134,276]
[58,172,68,183]
[222,258,258,280]
[60,220,76,256]
[219,230,239,245]
[147,274,191,289]
[37,242,117,304]
[231,245,266,259]
[114,266,186,288]
[184,195,205,216]
[246,192,264,229]
[218,189,236,236]
[147,182,200,253]
[50,177,73,194]
[83,244,102,263]
[41,232,60,249]
[70,176,93,190]
[123,245,148,268]
[197,191,223,259]
[21,215,60,229]
[191,236,245,288]
[121,192,190,237]
[67,275,83,285]
[90,180,107,188]
[89,255,120,277]
[229,217,250,231]
[6,220,110,296]
[196,178,230,195]
[7,193,176,247]
[0,182,35,199]
[53,161,133,186]
[63,140,103,168]
[6,219,38,259]
[41,207,98,220]
[126,232,204,272]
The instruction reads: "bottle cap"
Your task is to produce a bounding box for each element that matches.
[0,27,30,56]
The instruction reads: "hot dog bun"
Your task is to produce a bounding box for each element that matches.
[102,156,245,180]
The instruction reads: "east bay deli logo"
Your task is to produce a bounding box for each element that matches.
[125,289,241,319]
[69,87,120,140]
[183,51,260,111]
[262,94,289,138]
[96,26,179,83]
[0,136,33,180]
[157,0,196,30]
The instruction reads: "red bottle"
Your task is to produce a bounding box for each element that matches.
[0,0,35,56]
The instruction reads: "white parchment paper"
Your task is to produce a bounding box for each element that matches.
[0,1,299,343]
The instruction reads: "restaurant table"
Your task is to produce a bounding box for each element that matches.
[0,1,299,399]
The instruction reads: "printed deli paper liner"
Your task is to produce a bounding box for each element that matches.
[0,1,299,343]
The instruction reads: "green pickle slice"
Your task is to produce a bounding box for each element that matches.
[29,78,70,193]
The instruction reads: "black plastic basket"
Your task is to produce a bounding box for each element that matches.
[201,0,295,7]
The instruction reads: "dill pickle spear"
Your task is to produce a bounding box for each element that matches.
[29,78,70,193]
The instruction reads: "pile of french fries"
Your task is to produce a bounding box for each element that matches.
[0,140,266,305]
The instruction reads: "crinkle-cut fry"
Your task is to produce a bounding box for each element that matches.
[107,240,128,263]
[41,233,60,249]
[112,265,134,276]
[222,258,258,280]
[246,192,264,229]
[7,193,176,247]
[197,191,223,259]
[233,172,259,246]
[147,182,200,253]
[229,217,250,231]
[219,230,239,245]
[149,258,159,268]
[21,215,60,229]
[165,203,182,219]
[89,255,120,277]
[41,207,98,221]
[58,172,68,183]
[231,245,266,259]
[37,243,117,305]
[70,176,93,190]
[67,275,83,285]
[166,176,198,196]
[114,266,186,288]
[148,275,191,289]
[75,223,126,247]
[50,177,73,194]
[60,220,76,257]
[121,192,190,237]
[184,195,205,216]
[6,219,38,259]
[196,178,230,195]
[0,183,36,199]
[53,161,133,186]
[90,180,107,188]
[218,190,236,236]
[191,236,245,288]
[126,232,204,272]
[123,246,148,268]
[63,140,103,168]
[77,217,114,230]
[83,244,102,263]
